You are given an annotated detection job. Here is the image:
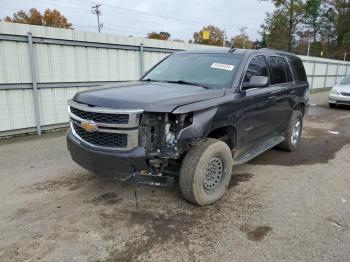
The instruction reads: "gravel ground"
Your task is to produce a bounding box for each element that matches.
[0,91,349,262]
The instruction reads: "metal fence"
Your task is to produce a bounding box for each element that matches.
[0,22,349,136]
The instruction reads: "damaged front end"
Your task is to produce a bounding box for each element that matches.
[66,99,216,186]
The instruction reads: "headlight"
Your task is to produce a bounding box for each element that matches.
[330,88,340,95]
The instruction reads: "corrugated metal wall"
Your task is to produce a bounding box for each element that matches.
[300,55,350,91]
[0,22,349,136]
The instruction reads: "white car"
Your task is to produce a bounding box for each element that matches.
[329,75,350,108]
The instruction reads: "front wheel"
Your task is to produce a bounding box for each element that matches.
[277,110,303,152]
[179,138,233,206]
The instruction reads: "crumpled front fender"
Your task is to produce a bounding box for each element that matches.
[176,107,217,140]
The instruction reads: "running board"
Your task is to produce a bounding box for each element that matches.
[233,136,285,166]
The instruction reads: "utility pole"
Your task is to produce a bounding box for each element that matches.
[239,26,247,49]
[92,3,103,33]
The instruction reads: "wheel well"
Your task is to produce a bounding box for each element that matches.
[294,103,306,116]
[207,125,237,149]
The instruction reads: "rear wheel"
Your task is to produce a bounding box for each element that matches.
[179,139,233,206]
[277,110,303,152]
[329,103,336,108]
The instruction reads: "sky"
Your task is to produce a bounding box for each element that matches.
[0,0,275,41]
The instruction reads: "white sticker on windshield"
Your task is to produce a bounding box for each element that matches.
[211,63,235,71]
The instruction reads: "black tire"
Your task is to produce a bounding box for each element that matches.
[179,138,233,206]
[277,110,303,152]
[329,103,336,108]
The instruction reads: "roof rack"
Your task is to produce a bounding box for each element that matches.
[258,48,294,55]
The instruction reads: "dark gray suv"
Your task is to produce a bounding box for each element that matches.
[67,48,309,205]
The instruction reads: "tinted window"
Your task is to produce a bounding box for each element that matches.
[290,57,307,82]
[268,56,289,85]
[143,53,241,89]
[243,55,269,84]
[285,61,293,82]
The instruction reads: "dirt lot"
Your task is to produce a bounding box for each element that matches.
[1,91,350,262]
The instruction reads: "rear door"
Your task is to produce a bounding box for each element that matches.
[266,55,295,133]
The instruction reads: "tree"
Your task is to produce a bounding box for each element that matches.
[304,0,322,42]
[259,0,349,59]
[193,25,224,46]
[4,8,72,29]
[266,0,305,51]
[260,9,290,51]
[333,0,350,45]
[147,31,171,40]
[231,35,253,49]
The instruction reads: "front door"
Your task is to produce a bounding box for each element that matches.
[236,55,279,154]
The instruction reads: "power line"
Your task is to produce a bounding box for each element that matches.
[91,3,102,33]
[239,26,248,48]
[0,1,262,40]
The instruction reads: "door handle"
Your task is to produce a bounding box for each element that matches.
[268,96,277,100]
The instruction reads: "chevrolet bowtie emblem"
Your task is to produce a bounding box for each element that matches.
[81,121,98,132]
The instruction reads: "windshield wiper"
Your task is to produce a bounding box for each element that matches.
[141,78,162,82]
[164,80,210,89]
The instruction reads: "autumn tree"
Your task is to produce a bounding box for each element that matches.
[4,8,72,29]
[147,32,171,40]
[193,25,224,46]
[231,35,253,49]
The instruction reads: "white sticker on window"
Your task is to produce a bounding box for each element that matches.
[211,63,235,71]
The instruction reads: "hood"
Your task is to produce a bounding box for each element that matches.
[73,81,225,112]
[334,84,350,93]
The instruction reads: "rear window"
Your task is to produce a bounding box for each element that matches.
[268,56,289,85]
[290,57,307,82]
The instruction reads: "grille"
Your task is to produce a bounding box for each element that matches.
[73,123,127,148]
[337,100,350,105]
[70,107,129,124]
[341,92,350,97]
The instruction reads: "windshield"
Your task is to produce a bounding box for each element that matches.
[339,75,350,85]
[142,53,241,89]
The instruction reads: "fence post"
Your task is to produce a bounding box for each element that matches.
[323,62,329,89]
[27,32,41,135]
[310,61,316,90]
[335,64,339,83]
[139,43,145,77]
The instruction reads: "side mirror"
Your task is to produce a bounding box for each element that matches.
[242,76,269,90]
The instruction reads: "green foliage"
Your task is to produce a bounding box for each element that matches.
[261,8,290,51]
[310,41,323,56]
[261,0,350,59]
[343,32,350,45]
